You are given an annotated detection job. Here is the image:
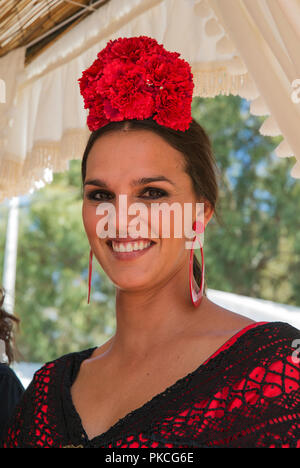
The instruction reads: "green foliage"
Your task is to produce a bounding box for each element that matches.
[192,95,300,304]
[0,94,299,363]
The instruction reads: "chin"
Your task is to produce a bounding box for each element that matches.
[111,271,154,291]
[92,242,159,289]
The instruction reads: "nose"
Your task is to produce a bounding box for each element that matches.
[98,193,154,241]
[114,194,131,238]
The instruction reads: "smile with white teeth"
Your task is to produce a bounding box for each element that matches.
[111,241,152,252]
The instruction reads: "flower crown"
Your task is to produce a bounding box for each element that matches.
[78,35,194,132]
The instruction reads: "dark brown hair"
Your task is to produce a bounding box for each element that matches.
[0,287,20,365]
[81,118,220,295]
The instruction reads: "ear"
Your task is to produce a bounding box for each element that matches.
[203,200,214,227]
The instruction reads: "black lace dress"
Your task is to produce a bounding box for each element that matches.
[2,321,300,448]
[0,364,24,442]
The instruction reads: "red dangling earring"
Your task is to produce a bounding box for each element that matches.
[87,248,93,304]
[189,221,205,307]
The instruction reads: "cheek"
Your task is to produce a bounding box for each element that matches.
[82,202,98,240]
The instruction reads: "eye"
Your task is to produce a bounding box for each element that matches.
[86,190,113,201]
[141,187,168,199]
[85,187,169,201]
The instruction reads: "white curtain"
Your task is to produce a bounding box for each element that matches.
[0,0,299,203]
[0,47,26,201]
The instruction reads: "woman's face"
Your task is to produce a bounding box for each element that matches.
[82,129,212,291]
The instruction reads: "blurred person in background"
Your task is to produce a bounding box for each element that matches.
[0,287,24,442]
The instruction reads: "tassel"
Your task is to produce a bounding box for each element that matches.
[259,115,281,137]
[238,73,260,100]
[275,139,294,158]
[250,95,270,116]
[226,56,247,75]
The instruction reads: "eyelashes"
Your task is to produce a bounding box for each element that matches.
[85,187,169,201]
[85,189,111,201]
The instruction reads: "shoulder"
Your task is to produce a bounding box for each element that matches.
[230,321,300,419]
[32,347,97,384]
[202,322,300,447]
[1,347,95,447]
[205,320,300,376]
[0,363,24,392]
[207,321,300,406]
[0,364,24,399]
[0,363,22,382]
[0,366,24,443]
[6,346,96,417]
[230,320,300,369]
[239,322,300,446]
[243,320,300,353]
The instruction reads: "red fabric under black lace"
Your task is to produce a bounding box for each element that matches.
[2,321,300,448]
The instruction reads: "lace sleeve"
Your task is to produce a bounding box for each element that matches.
[253,343,300,447]
[1,360,60,448]
[220,326,300,448]
[167,322,300,448]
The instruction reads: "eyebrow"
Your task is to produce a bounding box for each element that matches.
[84,176,176,188]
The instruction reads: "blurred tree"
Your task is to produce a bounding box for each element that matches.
[192,95,300,305]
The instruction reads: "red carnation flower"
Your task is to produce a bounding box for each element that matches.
[78,36,194,132]
[154,83,191,131]
[107,36,164,63]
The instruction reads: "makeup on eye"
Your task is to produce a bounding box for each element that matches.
[85,187,169,201]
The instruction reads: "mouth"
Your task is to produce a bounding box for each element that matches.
[105,239,156,261]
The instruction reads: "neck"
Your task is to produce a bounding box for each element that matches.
[110,259,207,359]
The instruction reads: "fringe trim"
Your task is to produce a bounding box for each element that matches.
[0,159,34,203]
[21,127,90,180]
[0,127,90,202]
[192,68,251,98]
[0,158,23,187]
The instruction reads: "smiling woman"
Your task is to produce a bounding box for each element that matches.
[2,35,300,449]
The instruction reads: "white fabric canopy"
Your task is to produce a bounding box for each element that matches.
[0,0,300,203]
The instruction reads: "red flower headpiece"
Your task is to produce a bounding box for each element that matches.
[78,36,194,132]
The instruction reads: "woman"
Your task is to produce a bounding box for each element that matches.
[2,36,300,448]
[0,287,24,443]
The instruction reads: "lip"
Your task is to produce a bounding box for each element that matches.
[106,238,155,243]
[106,239,156,261]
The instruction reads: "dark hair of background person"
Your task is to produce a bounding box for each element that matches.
[0,288,20,365]
[81,118,221,296]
